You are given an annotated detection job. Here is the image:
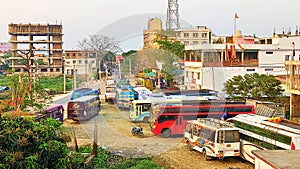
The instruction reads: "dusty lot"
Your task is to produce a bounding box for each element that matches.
[64,103,254,169]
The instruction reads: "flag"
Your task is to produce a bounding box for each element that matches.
[235,13,239,19]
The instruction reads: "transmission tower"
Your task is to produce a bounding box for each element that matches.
[166,0,180,30]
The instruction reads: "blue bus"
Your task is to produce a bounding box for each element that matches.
[70,88,99,100]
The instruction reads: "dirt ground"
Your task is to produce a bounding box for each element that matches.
[64,103,254,169]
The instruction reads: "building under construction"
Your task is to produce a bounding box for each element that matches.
[8,23,63,76]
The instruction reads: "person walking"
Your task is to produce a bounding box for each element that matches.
[221,110,228,121]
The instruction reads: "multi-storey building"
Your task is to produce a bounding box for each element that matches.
[143,17,163,49]
[175,26,211,46]
[8,23,63,76]
[183,33,300,91]
[64,50,99,80]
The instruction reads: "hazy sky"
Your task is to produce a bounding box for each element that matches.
[1,0,299,52]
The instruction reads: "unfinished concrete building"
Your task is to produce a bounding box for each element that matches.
[8,23,63,76]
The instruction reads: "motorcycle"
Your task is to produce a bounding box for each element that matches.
[131,126,144,138]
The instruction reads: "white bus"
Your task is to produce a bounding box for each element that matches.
[129,98,182,122]
[227,114,300,164]
[184,118,240,160]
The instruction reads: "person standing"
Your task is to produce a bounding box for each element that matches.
[221,110,228,121]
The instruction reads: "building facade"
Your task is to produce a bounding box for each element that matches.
[64,50,99,81]
[175,26,211,46]
[143,17,163,49]
[183,35,300,91]
[8,23,63,76]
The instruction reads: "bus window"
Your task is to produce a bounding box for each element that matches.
[185,123,192,133]
[142,103,151,111]
[158,116,175,123]
[217,130,240,143]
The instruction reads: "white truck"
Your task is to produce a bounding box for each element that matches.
[105,85,117,103]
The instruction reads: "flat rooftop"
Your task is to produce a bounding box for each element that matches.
[252,150,300,169]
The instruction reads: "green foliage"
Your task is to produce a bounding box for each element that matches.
[213,37,224,44]
[153,39,184,59]
[0,115,71,168]
[107,159,161,169]
[223,73,284,101]
[67,152,88,169]
[78,145,93,153]
[122,50,137,57]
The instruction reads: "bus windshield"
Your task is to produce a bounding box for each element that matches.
[217,130,240,143]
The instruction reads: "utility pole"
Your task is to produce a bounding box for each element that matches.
[73,64,77,90]
[118,60,121,79]
[129,58,132,76]
[64,72,66,93]
[85,52,88,86]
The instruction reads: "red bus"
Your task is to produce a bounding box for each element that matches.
[151,103,254,137]
[35,104,64,123]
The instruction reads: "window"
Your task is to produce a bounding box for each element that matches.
[202,41,207,44]
[185,123,192,133]
[158,115,175,123]
[266,51,273,54]
[184,41,189,46]
[193,41,198,45]
[191,72,194,79]
[217,130,240,143]
[285,55,290,61]
[193,33,198,37]
[246,68,255,71]
[184,33,189,37]
[202,33,207,38]
[79,53,82,56]
[79,60,82,64]
[265,68,273,71]
[186,71,188,77]
[197,72,200,80]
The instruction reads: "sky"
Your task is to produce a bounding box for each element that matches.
[1,0,300,52]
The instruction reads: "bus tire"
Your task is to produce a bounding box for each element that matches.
[187,143,193,151]
[161,129,171,138]
[143,117,149,123]
[203,149,210,161]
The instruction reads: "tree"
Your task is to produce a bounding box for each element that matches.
[213,37,224,44]
[78,34,122,54]
[0,51,12,72]
[78,34,122,79]
[153,39,184,59]
[0,115,74,168]
[223,73,284,102]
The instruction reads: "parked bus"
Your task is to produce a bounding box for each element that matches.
[116,86,135,109]
[184,118,240,160]
[227,114,300,164]
[35,104,64,123]
[130,97,209,122]
[130,99,182,122]
[70,88,99,100]
[151,102,254,137]
[67,95,101,121]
